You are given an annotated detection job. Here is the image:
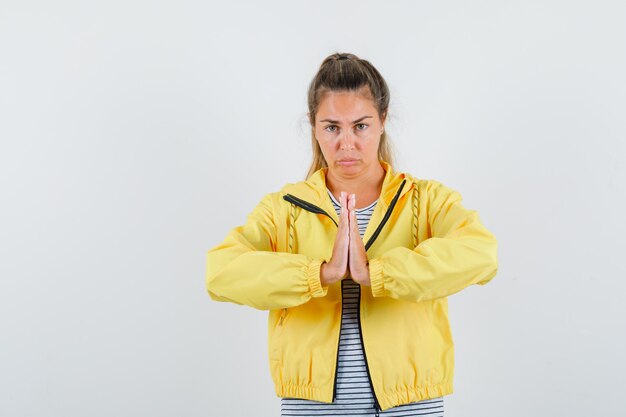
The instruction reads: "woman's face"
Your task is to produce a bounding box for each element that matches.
[313,89,386,178]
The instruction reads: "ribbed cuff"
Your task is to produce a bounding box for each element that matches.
[368,258,385,297]
[307,259,329,298]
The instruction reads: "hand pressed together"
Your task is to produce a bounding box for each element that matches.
[320,192,371,287]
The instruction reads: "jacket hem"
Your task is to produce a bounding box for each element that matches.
[274,381,453,410]
[378,380,454,411]
[275,382,333,403]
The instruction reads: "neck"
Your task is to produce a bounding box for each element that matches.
[325,161,386,198]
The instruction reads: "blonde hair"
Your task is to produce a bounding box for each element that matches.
[305,52,395,179]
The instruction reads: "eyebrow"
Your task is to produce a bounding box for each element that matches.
[319,115,373,124]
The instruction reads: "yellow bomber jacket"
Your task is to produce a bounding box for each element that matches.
[206,160,498,412]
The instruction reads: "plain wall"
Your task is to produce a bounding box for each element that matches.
[1,1,625,416]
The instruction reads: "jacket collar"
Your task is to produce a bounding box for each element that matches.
[281,160,414,210]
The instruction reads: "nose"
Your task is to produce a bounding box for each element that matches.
[339,129,355,150]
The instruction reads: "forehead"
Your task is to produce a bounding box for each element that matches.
[317,90,377,119]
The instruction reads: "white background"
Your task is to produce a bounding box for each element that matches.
[1,1,625,416]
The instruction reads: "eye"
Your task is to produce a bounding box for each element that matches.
[324,125,338,132]
[356,123,368,130]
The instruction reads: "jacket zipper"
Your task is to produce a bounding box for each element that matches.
[281,179,406,412]
[358,283,381,416]
[358,180,405,416]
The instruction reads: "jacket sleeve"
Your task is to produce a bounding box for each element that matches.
[367,180,498,303]
[206,193,329,310]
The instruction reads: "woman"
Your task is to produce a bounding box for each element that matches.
[206,52,498,417]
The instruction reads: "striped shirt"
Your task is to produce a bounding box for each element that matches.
[280,189,445,417]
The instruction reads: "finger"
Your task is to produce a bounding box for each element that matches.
[339,192,349,230]
[346,193,353,230]
[349,194,359,234]
[348,193,356,217]
[340,192,350,238]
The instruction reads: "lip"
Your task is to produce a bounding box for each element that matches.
[337,159,359,166]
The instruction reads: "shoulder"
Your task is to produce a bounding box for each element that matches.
[399,171,463,203]
[423,179,461,196]
[250,180,307,216]
[253,190,283,211]
[394,166,459,194]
